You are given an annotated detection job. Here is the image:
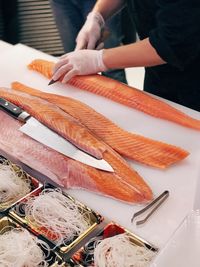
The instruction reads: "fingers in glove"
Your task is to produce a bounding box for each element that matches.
[53,57,69,73]
[75,37,87,51]
[60,54,68,59]
[74,41,86,51]
[95,42,104,50]
[62,69,78,83]
[87,35,99,50]
[52,63,73,81]
[95,30,109,49]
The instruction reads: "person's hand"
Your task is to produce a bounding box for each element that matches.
[52,49,107,83]
[75,11,105,50]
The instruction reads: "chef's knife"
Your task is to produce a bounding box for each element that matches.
[0,98,114,172]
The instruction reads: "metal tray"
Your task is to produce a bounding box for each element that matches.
[51,259,80,267]
[8,184,103,259]
[0,155,43,214]
[0,216,67,266]
[72,221,158,266]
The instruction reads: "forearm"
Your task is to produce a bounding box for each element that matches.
[103,38,166,69]
[93,0,125,20]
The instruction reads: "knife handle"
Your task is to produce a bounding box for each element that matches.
[0,98,30,121]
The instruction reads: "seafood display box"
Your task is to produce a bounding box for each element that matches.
[72,222,158,266]
[8,182,103,260]
[0,216,77,267]
[0,155,43,216]
[0,158,158,266]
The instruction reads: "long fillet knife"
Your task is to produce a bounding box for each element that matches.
[0,98,114,172]
[48,79,57,85]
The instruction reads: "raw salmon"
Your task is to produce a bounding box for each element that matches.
[28,59,200,131]
[0,88,152,203]
[12,82,189,169]
[0,88,106,160]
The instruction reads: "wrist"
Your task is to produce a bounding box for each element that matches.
[97,50,108,72]
[87,11,105,29]
[101,48,110,69]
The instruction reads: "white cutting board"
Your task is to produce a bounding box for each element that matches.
[0,40,13,53]
[0,43,200,249]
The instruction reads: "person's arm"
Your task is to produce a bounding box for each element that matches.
[52,38,166,83]
[103,38,166,69]
[93,0,125,20]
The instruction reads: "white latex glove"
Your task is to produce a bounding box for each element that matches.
[75,11,105,50]
[52,49,107,83]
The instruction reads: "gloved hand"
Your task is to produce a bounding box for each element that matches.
[52,49,107,83]
[75,11,105,50]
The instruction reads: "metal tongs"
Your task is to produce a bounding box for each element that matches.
[131,190,169,225]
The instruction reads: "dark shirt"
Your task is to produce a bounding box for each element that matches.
[127,0,200,111]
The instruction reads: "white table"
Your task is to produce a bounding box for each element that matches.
[125,66,144,89]
[0,43,200,252]
[0,40,13,54]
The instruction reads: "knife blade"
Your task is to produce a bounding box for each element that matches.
[0,98,114,172]
[48,79,57,86]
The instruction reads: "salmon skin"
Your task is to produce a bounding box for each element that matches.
[0,87,153,203]
[28,59,200,131]
[12,82,189,169]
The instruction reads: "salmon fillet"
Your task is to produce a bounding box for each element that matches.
[28,59,200,131]
[12,81,189,169]
[0,88,153,203]
[0,88,105,160]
